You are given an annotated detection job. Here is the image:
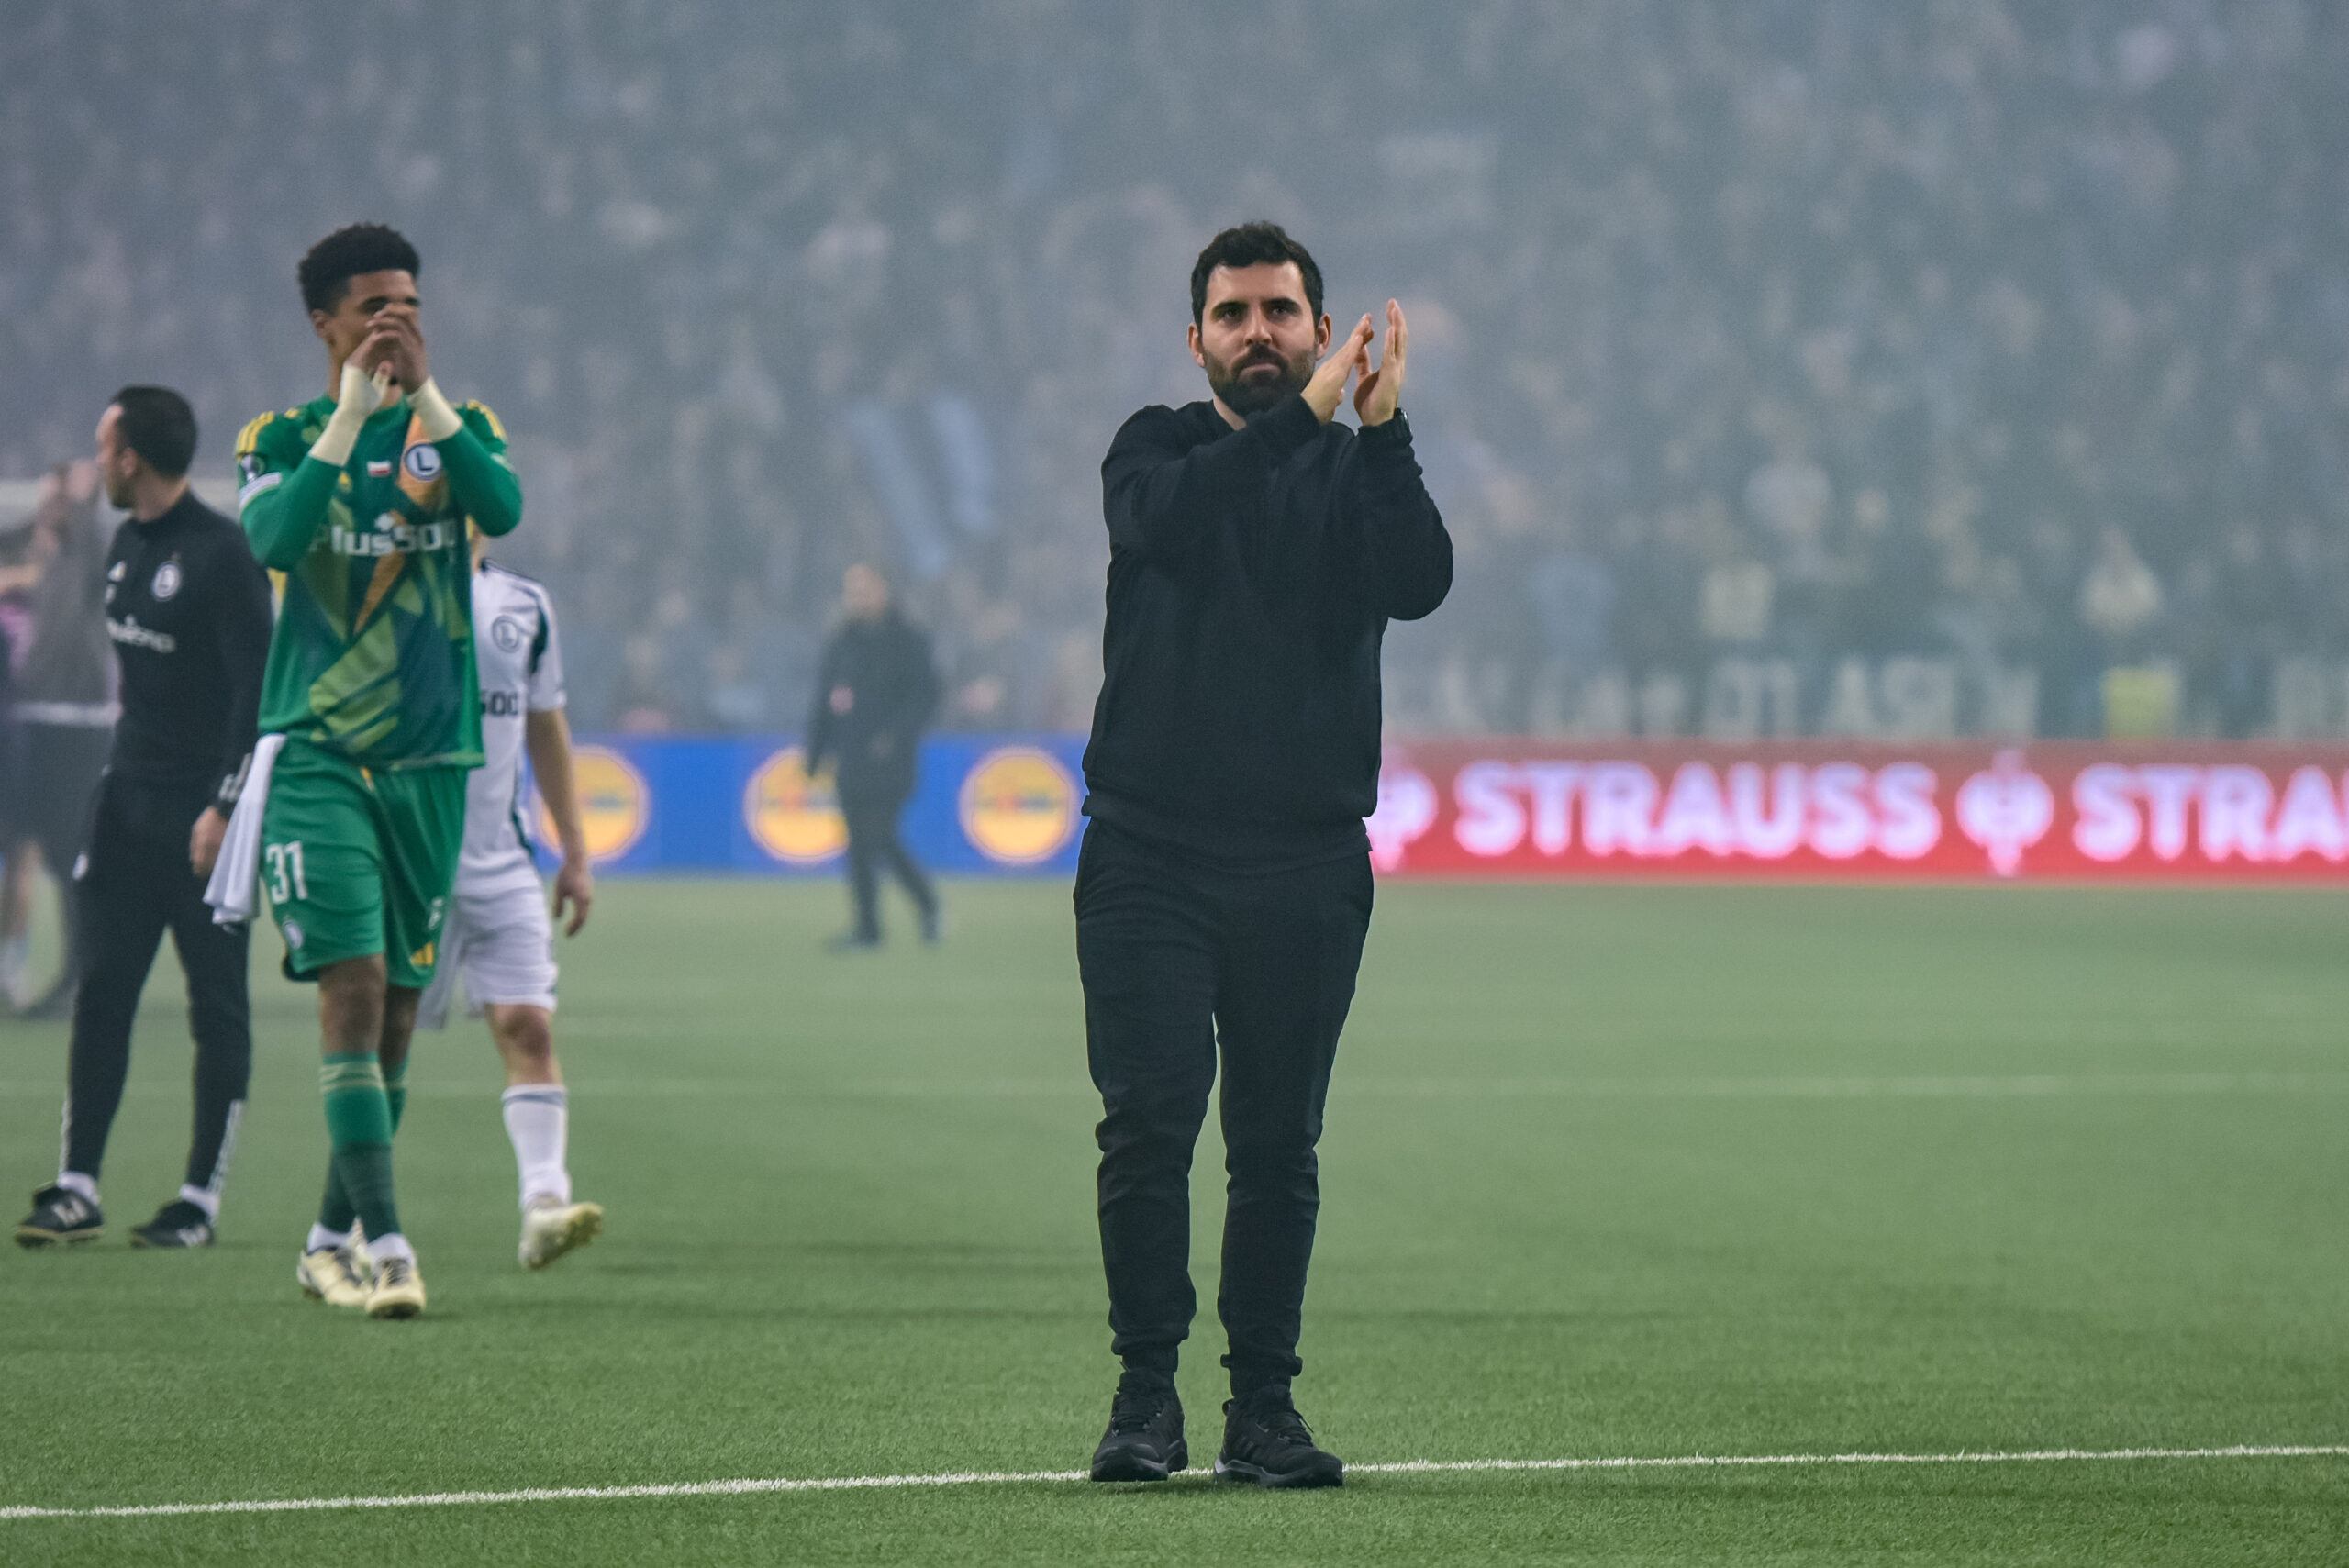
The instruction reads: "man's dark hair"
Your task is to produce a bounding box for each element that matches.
[1190,222,1323,326]
[297,222,421,315]
[110,385,197,478]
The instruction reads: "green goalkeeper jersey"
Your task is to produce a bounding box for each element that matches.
[235,392,522,767]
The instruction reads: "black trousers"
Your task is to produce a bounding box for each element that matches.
[62,773,251,1200]
[841,786,935,939]
[14,722,111,994]
[1074,820,1373,1395]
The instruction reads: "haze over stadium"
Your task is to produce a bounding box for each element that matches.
[1,4,2345,1564]
[6,1,2348,740]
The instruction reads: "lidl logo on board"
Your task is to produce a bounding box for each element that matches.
[959,747,1079,866]
[540,745,650,862]
[744,747,848,864]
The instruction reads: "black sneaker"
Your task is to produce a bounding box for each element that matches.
[1215,1388,1343,1488]
[825,931,882,953]
[1090,1378,1186,1483]
[15,1184,104,1248]
[130,1199,215,1249]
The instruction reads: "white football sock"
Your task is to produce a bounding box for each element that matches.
[177,1184,220,1222]
[306,1223,347,1253]
[368,1231,414,1265]
[502,1084,571,1209]
[56,1170,98,1203]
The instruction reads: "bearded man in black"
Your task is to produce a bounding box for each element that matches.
[1077,223,1451,1487]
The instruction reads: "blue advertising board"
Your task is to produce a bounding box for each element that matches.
[538,735,1087,877]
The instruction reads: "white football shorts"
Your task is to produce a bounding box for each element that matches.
[416,853,558,1029]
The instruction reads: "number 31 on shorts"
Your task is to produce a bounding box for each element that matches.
[265,840,308,903]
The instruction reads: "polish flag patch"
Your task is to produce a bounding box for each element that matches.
[366,459,393,477]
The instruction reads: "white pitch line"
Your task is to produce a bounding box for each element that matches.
[3,1445,2342,1522]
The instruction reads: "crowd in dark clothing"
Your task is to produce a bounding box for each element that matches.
[7,4,2348,738]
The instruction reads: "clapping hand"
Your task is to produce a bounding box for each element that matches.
[354,303,429,395]
[336,353,395,419]
[1352,300,1407,427]
[1302,315,1376,424]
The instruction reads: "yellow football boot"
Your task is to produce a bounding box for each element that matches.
[365,1253,427,1319]
[296,1245,370,1308]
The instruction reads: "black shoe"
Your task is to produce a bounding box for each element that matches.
[1090,1378,1186,1483]
[826,931,882,953]
[130,1199,215,1249]
[1215,1388,1343,1489]
[15,1184,104,1248]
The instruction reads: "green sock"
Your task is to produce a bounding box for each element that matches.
[317,1156,354,1234]
[317,1060,410,1234]
[319,1052,401,1241]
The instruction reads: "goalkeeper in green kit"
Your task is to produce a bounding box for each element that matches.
[222,223,520,1319]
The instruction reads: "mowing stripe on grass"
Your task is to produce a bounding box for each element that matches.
[7,1073,2346,1103]
[5,1446,2343,1521]
[597,1072,2349,1100]
[470,1072,2349,1100]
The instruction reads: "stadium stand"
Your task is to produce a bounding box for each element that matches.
[3,2,2345,737]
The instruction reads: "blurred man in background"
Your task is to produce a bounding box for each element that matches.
[804,564,941,950]
[0,460,114,1019]
[15,388,272,1250]
[1077,223,1450,1488]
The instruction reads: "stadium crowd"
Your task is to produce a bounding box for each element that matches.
[5,0,2346,738]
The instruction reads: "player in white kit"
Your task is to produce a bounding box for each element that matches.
[415,534,603,1267]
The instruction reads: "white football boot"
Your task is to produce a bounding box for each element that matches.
[518,1197,604,1270]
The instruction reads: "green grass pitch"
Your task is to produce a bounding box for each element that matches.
[1,879,2343,1564]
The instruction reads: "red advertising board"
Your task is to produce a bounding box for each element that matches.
[1367,741,2349,881]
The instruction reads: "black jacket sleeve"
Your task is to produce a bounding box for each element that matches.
[1101,396,1324,562]
[804,633,842,774]
[211,529,275,806]
[1352,413,1453,621]
[895,623,941,740]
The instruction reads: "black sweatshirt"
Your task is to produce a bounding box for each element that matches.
[1085,394,1452,866]
[805,608,941,802]
[100,490,274,807]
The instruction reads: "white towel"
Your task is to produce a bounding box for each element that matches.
[205,733,286,926]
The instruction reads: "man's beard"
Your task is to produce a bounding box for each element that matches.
[1206,344,1311,417]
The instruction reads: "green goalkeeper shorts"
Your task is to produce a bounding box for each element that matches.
[259,740,468,988]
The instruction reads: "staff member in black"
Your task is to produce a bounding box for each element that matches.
[804,564,942,949]
[1079,223,1450,1487]
[14,387,273,1250]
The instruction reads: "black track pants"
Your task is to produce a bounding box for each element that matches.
[62,775,251,1200]
[1074,820,1372,1396]
[841,789,935,940]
